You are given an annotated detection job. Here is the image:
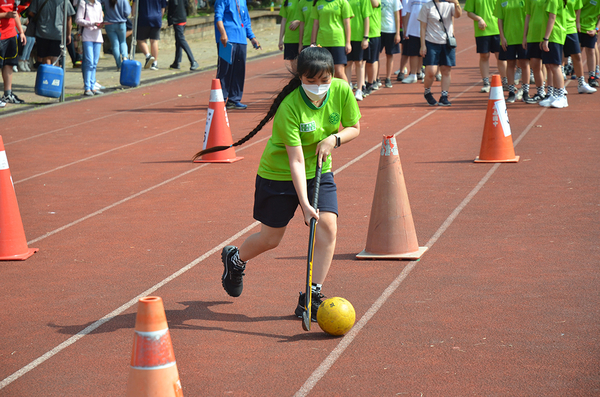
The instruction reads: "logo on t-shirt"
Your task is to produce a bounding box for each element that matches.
[300,121,317,132]
[329,112,340,125]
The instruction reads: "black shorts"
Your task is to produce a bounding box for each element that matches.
[323,46,347,65]
[476,34,501,54]
[563,33,581,56]
[380,32,401,55]
[283,42,299,60]
[578,31,598,49]
[403,35,421,57]
[498,44,528,60]
[347,41,364,62]
[35,37,61,58]
[527,42,543,59]
[363,36,381,63]
[253,172,338,228]
[0,36,19,67]
[137,26,161,41]
[541,42,563,65]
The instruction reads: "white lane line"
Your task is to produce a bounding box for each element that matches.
[293,101,546,397]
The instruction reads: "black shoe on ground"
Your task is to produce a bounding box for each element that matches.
[525,93,544,104]
[363,84,372,96]
[424,92,437,106]
[521,91,530,103]
[384,77,392,88]
[221,245,245,297]
[190,61,199,71]
[169,63,180,69]
[3,93,25,104]
[589,76,599,87]
[438,95,451,106]
[294,291,325,322]
[144,55,155,69]
[506,91,516,103]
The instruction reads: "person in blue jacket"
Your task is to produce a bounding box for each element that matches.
[214,0,261,109]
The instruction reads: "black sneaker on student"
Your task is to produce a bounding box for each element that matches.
[169,63,180,70]
[438,95,451,106]
[521,91,530,103]
[424,92,437,106]
[190,61,200,71]
[363,84,372,96]
[589,76,599,87]
[3,93,25,104]
[221,245,245,297]
[525,93,544,104]
[144,55,155,69]
[506,91,516,103]
[294,291,325,322]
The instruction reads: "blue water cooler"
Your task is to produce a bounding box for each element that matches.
[35,64,64,98]
[120,59,142,87]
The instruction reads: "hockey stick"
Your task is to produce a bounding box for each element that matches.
[302,163,322,331]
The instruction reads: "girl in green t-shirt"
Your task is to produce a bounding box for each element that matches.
[279,0,303,63]
[193,47,361,322]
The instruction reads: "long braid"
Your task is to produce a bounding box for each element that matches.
[192,77,302,161]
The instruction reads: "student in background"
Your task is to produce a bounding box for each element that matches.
[380,0,402,87]
[578,0,600,86]
[278,0,302,65]
[346,0,371,100]
[167,0,199,70]
[363,0,381,94]
[400,0,427,83]
[562,0,596,93]
[103,0,131,71]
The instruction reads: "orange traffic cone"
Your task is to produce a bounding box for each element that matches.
[357,136,428,260]
[0,136,38,260]
[193,79,243,163]
[126,297,184,397]
[475,74,519,163]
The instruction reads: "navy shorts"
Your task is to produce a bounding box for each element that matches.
[35,37,61,58]
[347,41,365,62]
[498,44,528,61]
[403,35,421,56]
[253,172,338,228]
[283,43,299,60]
[323,46,347,65]
[578,32,597,49]
[380,32,401,55]
[527,42,543,59]
[563,33,581,56]
[476,34,501,54]
[363,36,381,63]
[541,42,563,65]
[423,41,456,67]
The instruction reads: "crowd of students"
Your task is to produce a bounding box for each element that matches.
[278,0,600,108]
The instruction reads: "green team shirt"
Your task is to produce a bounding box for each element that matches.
[525,0,548,42]
[279,0,302,43]
[257,78,362,181]
[564,0,583,33]
[349,0,372,41]
[311,0,354,47]
[579,0,600,32]
[296,0,316,46]
[465,0,500,36]
[368,2,381,37]
[547,0,567,43]
[494,0,526,44]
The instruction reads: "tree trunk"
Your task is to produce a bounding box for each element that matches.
[186,0,197,16]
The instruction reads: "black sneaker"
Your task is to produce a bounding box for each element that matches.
[525,93,544,104]
[294,291,325,322]
[190,61,199,71]
[589,76,599,87]
[169,63,180,70]
[438,95,451,106]
[384,77,392,88]
[521,91,530,103]
[3,93,24,104]
[424,92,437,106]
[221,246,245,297]
[363,84,372,96]
[144,55,155,69]
[506,91,516,103]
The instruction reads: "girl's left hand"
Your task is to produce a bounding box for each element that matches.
[315,135,336,167]
[541,40,549,52]
[345,43,352,54]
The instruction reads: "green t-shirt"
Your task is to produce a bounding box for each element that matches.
[494,0,526,44]
[257,78,362,181]
[296,0,316,46]
[547,0,567,44]
[349,0,372,41]
[564,0,583,33]
[279,0,302,43]
[368,2,381,37]
[465,0,500,36]
[579,0,600,32]
[311,0,354,47]
[525,0,548,41]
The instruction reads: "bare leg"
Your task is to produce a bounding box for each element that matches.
[311,212,337,285]
[238,224,286,262]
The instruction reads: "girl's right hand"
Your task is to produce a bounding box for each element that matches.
[301,204,319,226]
[420,45,427,58]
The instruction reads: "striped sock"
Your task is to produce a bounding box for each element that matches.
[547,86,555,98]
[590,71,595,78]
[522,83,530,94]
[311,283,322,294]
[483,77,490,86]
[578,76,585,87]
[509,84,515,93]
[441,90,448,97]
[502,76,508,86]
[232,250,247,268]
[425,88,431,95]
[537,85,545,97]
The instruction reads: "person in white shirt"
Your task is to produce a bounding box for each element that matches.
[379,0,402,87]
[401,0,430,83]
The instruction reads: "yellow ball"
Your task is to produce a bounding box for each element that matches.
[316,297,356,336]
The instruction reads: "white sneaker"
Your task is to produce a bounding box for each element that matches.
[578,82,597,94]
[551,95,568,108]
[402,74,417,84]
[355,89,363,101]
[94,82,106,90]
[539,95,555,107]
[516,88,523,101]
[435,73,442,81]
[18,60,27,72]
[12,65,18,73]
[481,84,491,93]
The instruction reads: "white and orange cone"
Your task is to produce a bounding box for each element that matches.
[0,136,38,260]
[475,74,520,163]
[193,79,243,163]
[357,136,428,260]
[126,297,183,397]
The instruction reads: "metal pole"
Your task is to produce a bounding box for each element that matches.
[59,0,68,102]
[131,0,139,60]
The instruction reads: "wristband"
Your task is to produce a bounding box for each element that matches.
[333,134,341,148]
[363,36,369,39]
[543,38,549,41]
[596,27,599,31]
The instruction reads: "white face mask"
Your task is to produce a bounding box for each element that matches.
[302,83,331,101]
